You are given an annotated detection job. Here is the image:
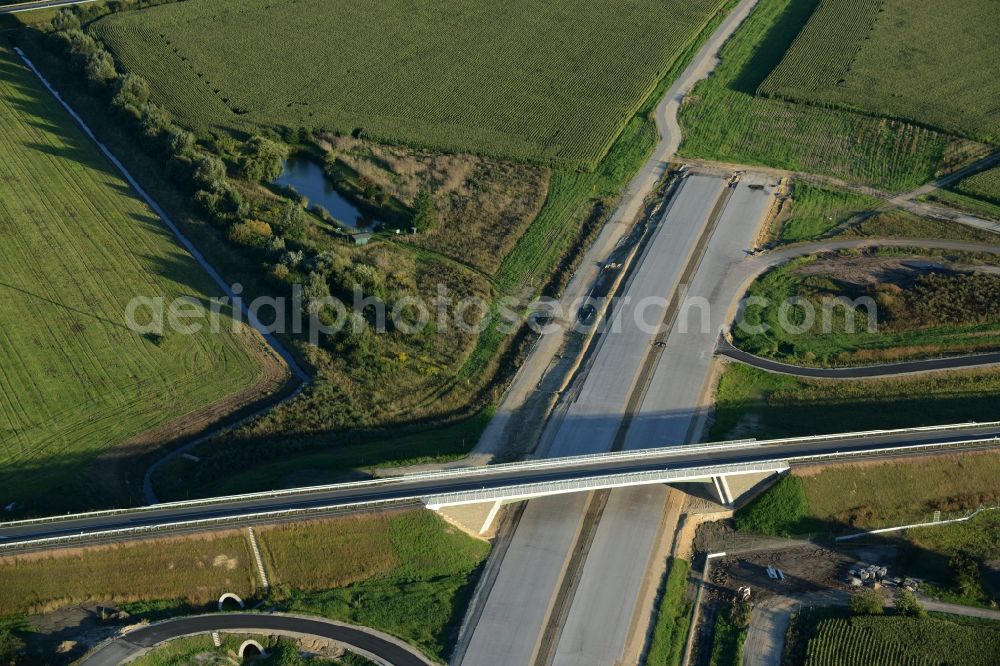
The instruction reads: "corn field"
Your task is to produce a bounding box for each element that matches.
[804,615,1000,666]
[94,0,726,167]
[757,0,999,143]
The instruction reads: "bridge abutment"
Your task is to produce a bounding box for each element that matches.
[433,500,504,538]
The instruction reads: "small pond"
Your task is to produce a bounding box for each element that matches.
[273,155,373,231]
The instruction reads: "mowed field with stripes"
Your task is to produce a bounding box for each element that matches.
[0,45,266,513]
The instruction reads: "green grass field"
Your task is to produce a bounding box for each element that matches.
[797,453,1000,530]
[708,608,747,666]
[768,181,996,244]
[0,43,264,513]
[801,614,1000,666]
[646,558,692,666]
[93,0,725,167]
[0,532,258,615]
[731,253,1000,366]
[760,0,1000,144]
[0,511,488,660]
[928,189,1000,222]
[677,0,976,191]
[768,182,878,243]
[837,209,1000,243]
[711,364,1000,442]
[264,512,489,657]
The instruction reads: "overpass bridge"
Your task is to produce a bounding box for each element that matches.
[2,421,999,550]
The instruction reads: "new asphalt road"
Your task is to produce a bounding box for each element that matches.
[552,175,779,666]
[3,424,999,548]
[81,613,433,666]
[460,173,727,665]
[717,336,1000,378]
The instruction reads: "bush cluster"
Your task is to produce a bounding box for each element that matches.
[733,475,810,536]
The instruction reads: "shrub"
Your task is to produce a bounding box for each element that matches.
[111,73,150,119]
[274,201,308,241]
[65,31,101,70]
[139,104,172,139]
[302,271,332,314]
[0,629,24,666]
[269,263,291,283]
[239,135,289,182]
[50,8,80,32]
[83,50,116,87]
[733,475,809,536]
[191,154,227,189]
[227,220,272,248]
[849,588,885,615]
[411,187,436,232]
[895,589,926,618]
[950,551,985,599]
[165,127,196,157]
[358,174,378,200]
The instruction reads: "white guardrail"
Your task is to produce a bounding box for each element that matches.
[1,0,98,15]
[423,460,793,507]
[2,437,999,550]
[2,420,998,531]
[1,422,998,553]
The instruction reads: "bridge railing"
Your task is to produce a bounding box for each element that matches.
[3,436,1000,550]
[1,420,997,530]
[423,460,793,507]
[0,499,422,553]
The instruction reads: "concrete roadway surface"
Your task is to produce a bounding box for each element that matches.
[80,613,433,666]
[457,0,765,658]
[4,425,1000,546]
[459,174,727,665]
[550,177,778,666]
[541,174,726,460]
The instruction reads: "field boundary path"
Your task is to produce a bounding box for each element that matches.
[79,612,435,666]
[14,47,311,505]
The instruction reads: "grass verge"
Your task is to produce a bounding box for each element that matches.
[711,365,1000,441]
[708,608,747,666]
[646,558,692,666]
[0,510,488,661]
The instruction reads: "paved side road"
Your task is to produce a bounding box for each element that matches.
[81,613,434,666]
[717,337,1000,379]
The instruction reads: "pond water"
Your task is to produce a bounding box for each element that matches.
[273,155,370,230]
